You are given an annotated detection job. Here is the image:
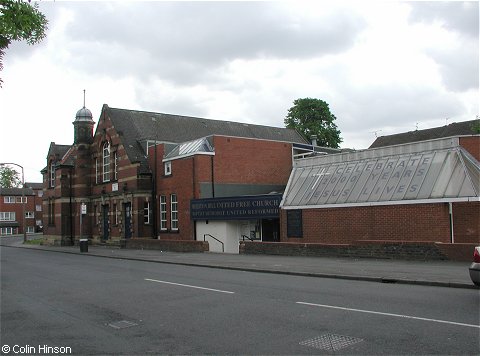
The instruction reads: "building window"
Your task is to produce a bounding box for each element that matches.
[0,212,15,221]
[4,196,15,203]
[103,142,110,182]
[160,195,167,230]
[114,151,118,180]
[50,163,55,188]
[25,211,34,219]
[170,194,178,230]
[26,226,35,234]
[164,161,172,176]
[16,196,27,203]
[36,204,42,212]
[38,190,43,197]
[36,220,42,226]
[144,201,150,224]
[0,227,14,235]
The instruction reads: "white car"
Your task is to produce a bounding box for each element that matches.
[468,246,480,286]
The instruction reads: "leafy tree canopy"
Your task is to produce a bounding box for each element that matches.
[284,98,342,148]
[0,0,48,86]
[0,165,21,188]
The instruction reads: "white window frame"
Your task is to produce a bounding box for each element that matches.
[4,196,15,203]
[36,204,42,212]
[164,161,172,176]
[144,201,150,225]
[0,227,14,235]
[170,194,178,231]
[160,195,167,231]
[16,196,27,203]
[50,163,55,188]
[0,212,16,221]
[26,226,35,234]
[25,211,34,219]
[103,142,110,182]
[38,190,43,197]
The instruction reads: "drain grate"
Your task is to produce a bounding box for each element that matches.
[299,334,363,351]
[108,320,138,329]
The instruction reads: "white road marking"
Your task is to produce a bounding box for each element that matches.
[145,278,235,294]
[296,302,480,329]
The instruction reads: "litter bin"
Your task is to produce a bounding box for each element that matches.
[80,238,88,253]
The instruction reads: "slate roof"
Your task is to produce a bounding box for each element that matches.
[0,187,35,196]
[104,105,308,165]
[25,182,43,190]
[369,119,479,148]
[48,142,71,158]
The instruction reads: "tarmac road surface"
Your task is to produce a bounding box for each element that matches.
[1,246,479,355]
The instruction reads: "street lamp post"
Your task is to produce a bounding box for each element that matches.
[151,118,158,239]
[0,162,27,242]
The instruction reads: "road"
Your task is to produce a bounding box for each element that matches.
[1,246,479,355]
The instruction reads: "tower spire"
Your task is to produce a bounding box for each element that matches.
[83,89,86,108]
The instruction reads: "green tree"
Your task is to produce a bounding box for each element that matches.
[472,117,480,134]
[284,98,342,148]
[0,165,21,188]
[0,0,48,86]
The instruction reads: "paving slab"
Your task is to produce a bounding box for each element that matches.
[1,236,476,289]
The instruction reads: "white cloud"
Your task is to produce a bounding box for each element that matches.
[0,1,477,182]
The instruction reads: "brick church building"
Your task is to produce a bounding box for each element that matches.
[279,120,480,257]
[42,104,316,247]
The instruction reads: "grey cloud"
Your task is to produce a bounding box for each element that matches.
[427,44,479,92]
[408,2,479,92]
[408,1,479,38]
[335,84,465,135]
[46,2,366,85]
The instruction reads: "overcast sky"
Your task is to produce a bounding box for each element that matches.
[0,0,478,182]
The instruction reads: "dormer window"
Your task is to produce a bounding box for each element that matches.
[103,142,110,182]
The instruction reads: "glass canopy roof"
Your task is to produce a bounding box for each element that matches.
[164,137,214,161]
[282,138,480,209]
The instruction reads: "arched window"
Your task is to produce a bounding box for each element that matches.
[49,161,55,188]
[103,142,110,182]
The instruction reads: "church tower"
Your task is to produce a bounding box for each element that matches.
[73,91,95,145]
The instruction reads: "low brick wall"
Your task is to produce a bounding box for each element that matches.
[123,238,209,253]
[435,243,478,262]
[240,240,475,261]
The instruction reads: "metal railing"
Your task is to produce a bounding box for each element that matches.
[241,234,254,241]
[203,234,224,252]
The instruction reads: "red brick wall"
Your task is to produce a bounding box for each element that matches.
[281,203,462,244]
[156,153,196,240]
[452,202,480,243]
[213,136,293,184]
[152,136,294,241]
[0,192,36,234]
[460,136,480,161]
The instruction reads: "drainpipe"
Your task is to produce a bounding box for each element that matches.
[448,202,454,243]
[70,167,74,245]
[210,155,215,198]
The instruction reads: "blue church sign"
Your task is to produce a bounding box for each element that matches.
[190,194,282,220]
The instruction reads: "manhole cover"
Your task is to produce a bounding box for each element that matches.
[299,334,363,351]
[108,320,138,329]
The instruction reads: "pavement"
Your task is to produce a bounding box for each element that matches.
[1,235,478,290]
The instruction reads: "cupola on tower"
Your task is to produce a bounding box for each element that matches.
[73,93,95,145]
